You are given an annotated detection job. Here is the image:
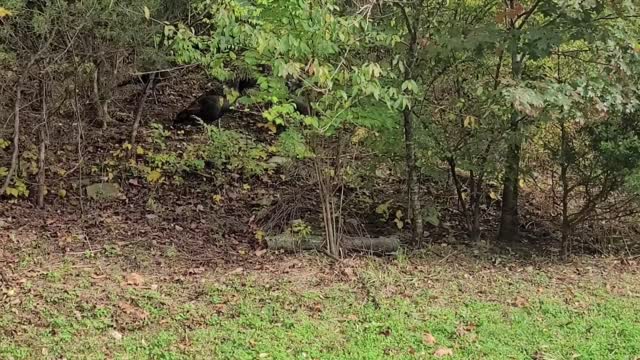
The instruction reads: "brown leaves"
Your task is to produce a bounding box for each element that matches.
[423,332,437,345]
[118,301,148,321]
[124,273,144,286]
[342,267,357,281]
[109,329,123,341]
[434,347,454,357]
[456,323,477,337]
[495,1,526,25]
[513,296,529,308]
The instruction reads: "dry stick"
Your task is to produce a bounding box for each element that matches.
[0,82,23,196]
[37,80,48,208]
[1,28,56,195]
[130,72,157,148]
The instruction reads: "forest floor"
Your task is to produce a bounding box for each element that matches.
[1,225,639,359]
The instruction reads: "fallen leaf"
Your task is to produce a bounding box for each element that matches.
[514,296,529,308]
[0,7,14,17]
[423,333,437,345]
[456,323,477,337]
[125,273,144,286]
[343,267,356,280]
[187,267,205,275]
[118,302,148,320]
[228,267,244,275]
[212,304,227,314]
[434,347,453,357]
[109,329,123,341]
[255,249,267,257]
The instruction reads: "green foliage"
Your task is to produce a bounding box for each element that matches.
[275,129,313,159]
[4,178,29,198]
[204,125,268,177]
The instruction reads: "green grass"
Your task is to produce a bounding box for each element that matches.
[1,257,639,360]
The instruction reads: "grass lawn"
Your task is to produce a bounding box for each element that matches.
[1,248,639,360]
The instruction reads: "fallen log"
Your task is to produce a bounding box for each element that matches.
[266,233,400,254]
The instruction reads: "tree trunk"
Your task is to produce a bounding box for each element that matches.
[404,108,423,244]
[498,114,522,242]
[37,80,48,208]
[498,36,524,242]
[559,121,571,259]
[267,233,400,254]
[469,170,483,242]
[0,82,23,196]
[92,63,110,129]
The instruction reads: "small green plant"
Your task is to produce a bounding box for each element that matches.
[4,178,29,198]
[289,219,313,237]
[204,125,268,176]
[150,123,171,150]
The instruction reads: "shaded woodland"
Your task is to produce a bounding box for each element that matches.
[1,0,640,261]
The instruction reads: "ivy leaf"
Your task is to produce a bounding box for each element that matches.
[143,6,150,20]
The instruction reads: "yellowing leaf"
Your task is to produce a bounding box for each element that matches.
[488,190,499,200]
[212,194,223,204]
[0,7,13,17]
[375,200,392,215]
[136,146,145,155]
[58,189,67,198]
[463,115,476,128]
[518,178,526,188]
[394,217,404,229]
[351,127,368,144]
[147,170,162,183]
[122,143,132,151]
[265,123,277,134]
[242,184,251,191]
[143,6,150,20]
[255,230,265,241]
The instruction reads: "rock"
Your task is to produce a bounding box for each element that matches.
[86,183,122,201]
